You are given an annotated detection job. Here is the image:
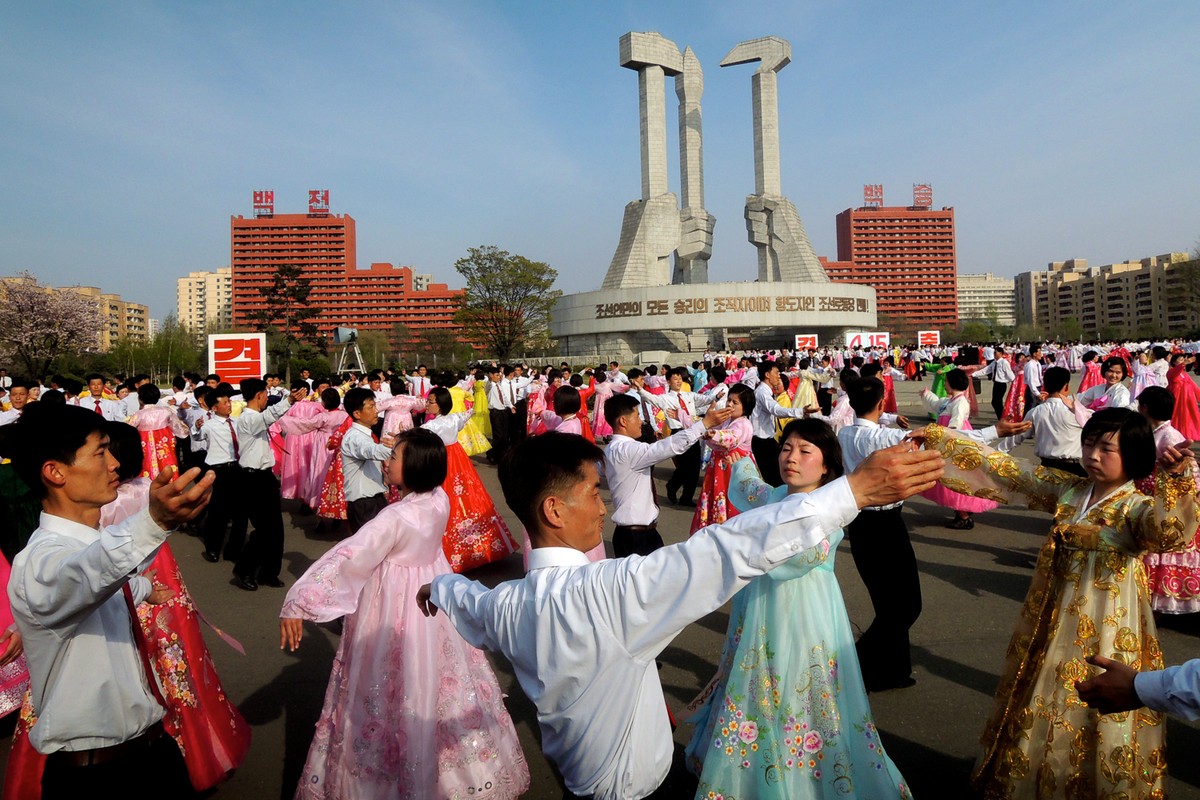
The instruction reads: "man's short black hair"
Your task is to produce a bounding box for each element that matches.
[11,403,107,498]
[1081,407,1155,481]
[604,393,640,429]
[343,387,375,419]
[1137,386,1175,422]
[84,373,105,384]
[846,376,885,416]
[393,428,447,492]
[626,368,644,381]
[757,361,779,381]
[1043,366,1070,395]
[499,432,604,533]
[240,378,266,400]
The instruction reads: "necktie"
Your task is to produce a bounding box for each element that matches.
[675,392,692,426]
[227,418,240,460]
[94,399,102,415]
[122,583,168,709]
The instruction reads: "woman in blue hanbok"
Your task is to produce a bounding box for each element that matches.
[685,418,912,799]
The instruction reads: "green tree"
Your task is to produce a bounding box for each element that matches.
[1014,322,1043,342]
[1057,317,1084,342]
[959,321,991,343]
[983,303,1001,335]
[454,245,561,362]
[247,264,322,384]
[356,330,392,369]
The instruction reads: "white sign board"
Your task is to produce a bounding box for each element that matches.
[844,331,891,349]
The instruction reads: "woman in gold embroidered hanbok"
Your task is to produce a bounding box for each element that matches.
[921,408,1196,800]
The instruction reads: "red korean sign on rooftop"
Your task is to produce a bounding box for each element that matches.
[308,189,330,214]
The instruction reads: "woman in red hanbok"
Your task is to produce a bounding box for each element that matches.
[127,384,191,478]
[689,384,756,535]
[317,415,356,522]
[422,388,519,572]
[1167,353,1200,439]
[1002,354,1028,422]
[4,423,250,798]
[1078,350,1103,394]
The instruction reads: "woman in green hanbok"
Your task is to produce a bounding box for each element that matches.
[685,418,912,799]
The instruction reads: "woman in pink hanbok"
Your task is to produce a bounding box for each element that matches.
[590,370,631,440]
[277,389,350,510]
[1130,351,1156,403]
[274,394,331,503]
[378,380,425,437]
[920,369,998,530]
[525,373,549,436]
[689,384,756,535]
[280,429,529,800]
[127,384,191,478]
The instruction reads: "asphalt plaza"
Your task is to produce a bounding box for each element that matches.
[5,378,1197,799]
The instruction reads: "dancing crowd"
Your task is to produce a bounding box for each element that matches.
[0,338,1198,799]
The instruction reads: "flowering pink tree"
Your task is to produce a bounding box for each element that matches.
[0,273,103,379]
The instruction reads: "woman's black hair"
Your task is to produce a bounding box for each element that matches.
[1080,407,1155,481]
[137,383,161,406]
[779,418,845,484]
[393,428,447,492]
[1137,386,1174,422]
[553,385,581,417]
[946,368,969,392]
[105,421,145,482]
[1100,357,1128,380]
[428,386,452,415]
[728,383,756,419]
[320,387,342,412]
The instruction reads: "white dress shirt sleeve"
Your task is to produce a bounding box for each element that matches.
[13,509,169,632]
[622,424,707,471]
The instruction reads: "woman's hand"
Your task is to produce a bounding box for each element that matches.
[0,629,22,666]
[280,618,304,651]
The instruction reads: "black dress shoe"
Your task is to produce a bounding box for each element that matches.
[202,551,220,563]
[260,577,286,588]
[678,497,696,508]
[234,574,258,591]
[666,487,679,505]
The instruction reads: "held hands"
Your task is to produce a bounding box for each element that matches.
[1160,440,1196,476]
[845,439,944,509]
[895,415,911,430]
[280,618,303,651]
[0,629,22,667]
[995,419,1032,437]
[1074,655,1142,715]
[290,387,309,403]
[148,466,216,531]
[143,569,175,605]
[700,406,732,429]
[416,584,439,617]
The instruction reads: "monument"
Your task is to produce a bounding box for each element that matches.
[552,33,876,359]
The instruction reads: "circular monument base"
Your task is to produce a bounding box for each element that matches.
[551,280,877,360]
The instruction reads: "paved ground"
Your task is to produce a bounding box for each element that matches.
[5,379,1199,798]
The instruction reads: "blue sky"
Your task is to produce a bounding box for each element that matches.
[2,2,1197,320]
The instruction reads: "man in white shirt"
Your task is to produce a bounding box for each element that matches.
[996,367,1085,476]
[1078,654,1200,721]
[193,389,248,563]
[0,380,31,426]
[638,367,727,506]
[838,376,1028,692]
[7,403,213,798]
[1024,343,1045,414]
[509,364,534,443]
[977,346,1016,420]
[75,374,125,422]
[603,393,729,556]
[232,378,307,591]
[406,365,432,400]
[749,362,806,486]
[340,387,396,532]
[485,365,515,465]
[0,368,10,390]
[418,431,944,800]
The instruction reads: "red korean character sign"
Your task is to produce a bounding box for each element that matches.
[308,189,330,214]
[794,334,819,350]
[913,184,933,208]
[253,190,274,216]
[917,330,941,347]
[863,184,883,208]
[208,333,267,385]
[844,331,891,349]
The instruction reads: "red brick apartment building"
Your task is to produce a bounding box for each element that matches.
[821,187,958,329]
[230,206,462,342]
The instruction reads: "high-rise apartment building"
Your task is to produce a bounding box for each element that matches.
[957,273,1016,327]
[230,194,463,343]
[70,286,150,350]
[821,186,958,328]
[1015,252,1195,337]
[177,266,233,333]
